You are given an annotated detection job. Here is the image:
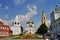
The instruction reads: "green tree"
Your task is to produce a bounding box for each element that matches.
[36,23,48,38]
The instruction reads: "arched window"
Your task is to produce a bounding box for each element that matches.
[17,23,19,25]
[44,17,45,20]
[5,27,6,30]
[6,28,8,30]
[3,27,4,29]
[1,27,2,29]
[15,22,16,24]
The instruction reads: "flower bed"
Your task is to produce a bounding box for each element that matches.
[19,34,40,39]
[0,36,8,38]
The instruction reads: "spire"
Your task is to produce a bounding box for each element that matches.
[42,11,46,24]
[15,14,20,22]
[14,14,20,26]
[16,15,19,19]
[41,11,48,27]
[42,11,44,14]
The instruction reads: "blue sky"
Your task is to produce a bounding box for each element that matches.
[0,0,60,23]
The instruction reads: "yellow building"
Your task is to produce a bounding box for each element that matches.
[42,11,48,27]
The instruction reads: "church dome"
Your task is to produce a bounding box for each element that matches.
[27,20,34,24]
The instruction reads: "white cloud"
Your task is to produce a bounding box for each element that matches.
[4,14,9,19]
[33,5,37,11]
[26,5,37,18]
[4,5,9,10]
[14,0,25,6]
[0,4,51,33]
[3,20,9,25]
[1,4,38,32]
[18,4,37,22]
[34,21,41,32]
[8,20,14,26]
[0,18,3,21]
[27,4,37,12]
[0,18,9,25]
[47,19,51,26]
[17,5,37,31]
[2,4,37,25]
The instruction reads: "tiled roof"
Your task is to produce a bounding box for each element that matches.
[0,21,3,26]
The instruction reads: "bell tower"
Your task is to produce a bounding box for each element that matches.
[14,15,20,27]
[42,11,46,24]
[42,11,48,27]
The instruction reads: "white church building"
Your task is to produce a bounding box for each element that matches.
[10,15,21,35]
[50,6,60,36]
[25,20,35,34]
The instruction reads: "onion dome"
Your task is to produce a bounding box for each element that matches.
[26,20,34,24]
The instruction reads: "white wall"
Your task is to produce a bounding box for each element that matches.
[11,26,21,35]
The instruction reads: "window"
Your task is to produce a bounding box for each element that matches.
[15,22,16,24]
[17,23,19,25]
[3,27,4,29]
[5,27,6,30]
[1,27,2,29]
[6,28,8,30]
[44,17,45,20]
